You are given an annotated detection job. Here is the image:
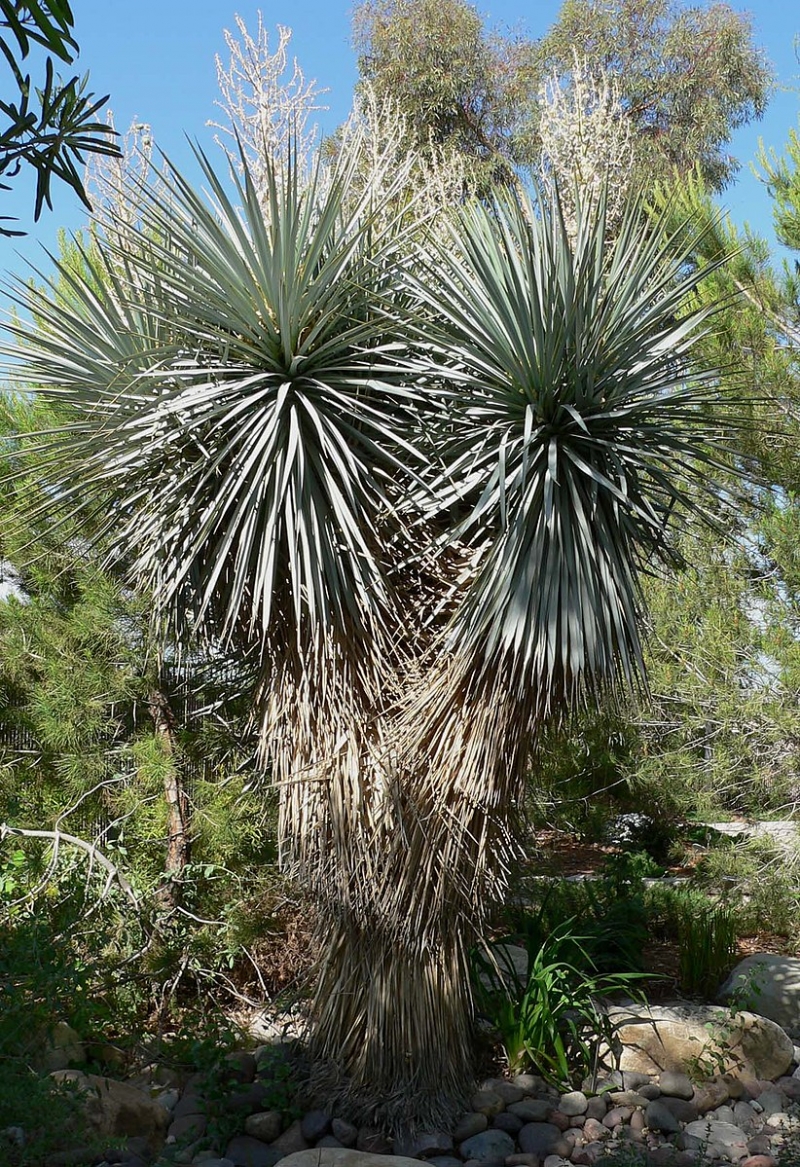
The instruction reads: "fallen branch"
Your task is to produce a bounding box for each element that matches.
[0,823,139,906]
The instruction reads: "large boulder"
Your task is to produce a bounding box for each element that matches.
[36,1021,86,1072]
[719,955,800,1039]
[279,1152,427,1167]
[50,1070,169,1152]
[605,1004,794,1081]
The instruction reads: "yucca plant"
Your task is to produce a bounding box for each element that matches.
[1,133,738,1130]
[307,186,737,1122]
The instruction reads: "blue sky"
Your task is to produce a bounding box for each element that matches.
[1,0,798,279]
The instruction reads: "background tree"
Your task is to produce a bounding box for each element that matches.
[352,0,772,196]
[534,0,772,191]
[352,0,537,191]
[0,0,119,234]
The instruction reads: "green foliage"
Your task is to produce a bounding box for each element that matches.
[518,858,652,977]
[0,1067,103,1167]
[0,841,148,1056]
[677,901,737,999]
[352,0,771,197]
[254,1045,302,1122]
[0,0,119,233]
[352,0,535,190]
[474,918,647,1085]
[695,835,800,939]
[534,0,771,191]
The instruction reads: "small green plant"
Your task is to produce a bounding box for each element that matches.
[255,1044,302,1122]
[677,901,737,998]
[473,919,647,1088]
[0,1065,109,1167]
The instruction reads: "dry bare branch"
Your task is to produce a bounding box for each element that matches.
[538,53,634,237]
[209,14,327,194]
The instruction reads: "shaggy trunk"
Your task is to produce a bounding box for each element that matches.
[292,665,531,1132]
[149,687,190,909]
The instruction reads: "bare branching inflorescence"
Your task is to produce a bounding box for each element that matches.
[85,112,154,230]
[210,14,327,198]
[538,54,634,237]
[340,84,470,231]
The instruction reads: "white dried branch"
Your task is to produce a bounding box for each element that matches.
[0,822,139,906]
[209,14,327,195]
[538,54,634,237]
[85,111,155,230]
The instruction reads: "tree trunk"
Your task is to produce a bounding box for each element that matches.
[148,687,190,909]
[290,670,530,1132]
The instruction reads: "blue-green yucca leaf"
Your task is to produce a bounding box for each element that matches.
[0,135,426,660]
[406,183,737,707]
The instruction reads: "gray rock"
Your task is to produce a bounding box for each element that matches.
[733,1101,761,1132]
[168,1113,208,1141]
[584,1096,608,1120]
[582,1118,610,1142]
[482,1080,525,1105]
[453,1114,488,1142]
[638,1084,661,1101]
[658,1071,694,1100]
[278,1154,428,1167]
[301,1111,331,1142]
[317,1138,345,1149]
[458,1130,515,1162]
[155,1087,180,1113]
[491,1113,523,1136]
[558,1092,587,1117]
[619,1072,652,1091]
[682,1119,749,1157]
[192,1159,235,1167]
[271,1119,309,1155]
[719,955,800,1038]
[174,1081,207,1119]
[757,1089,786,1116]
[244,1112,283,1143]
[646,1101,682,1134]
[606,1091,648,1108]
[692,1077,731,1113]
[657,1097,697,1124]
[517,1124,562,1156]
[630,1110,646,1133]
[332,1120,358,1148]
[512,1074,545,1094]
[395,1131,453,1158]
[225,1137,285,1167]
[711,1105,737,1125]
[508,1100,552,1123]
[427,1159,462,1167]
[602,1107,632,1129]
[470,1091,505,1119]
[777,1076,800,1100]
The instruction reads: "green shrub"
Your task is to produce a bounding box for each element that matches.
[677,902,737,998]
[473,918,647,1087]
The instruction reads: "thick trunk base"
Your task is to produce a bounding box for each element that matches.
[306,915,475,1133]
